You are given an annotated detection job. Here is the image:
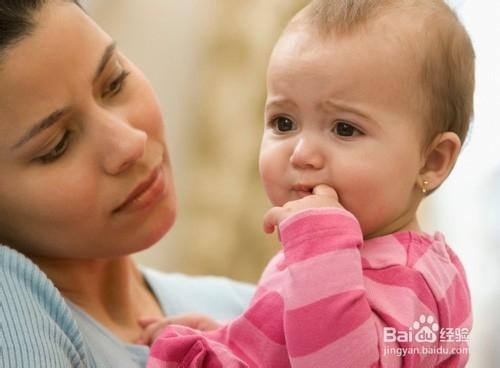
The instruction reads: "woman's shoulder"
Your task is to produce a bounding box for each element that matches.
[142,267,255,320]
[0,245,93,367]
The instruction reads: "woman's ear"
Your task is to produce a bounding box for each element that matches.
[419,132,462,192]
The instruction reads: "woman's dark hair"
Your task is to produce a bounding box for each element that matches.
[0,0,81,57]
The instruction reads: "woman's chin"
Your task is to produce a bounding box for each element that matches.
[109,198,177,257]
[132,204,177,254]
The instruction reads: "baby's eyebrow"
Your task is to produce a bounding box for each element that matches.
[265,98,298,111]
[320,99,373,121]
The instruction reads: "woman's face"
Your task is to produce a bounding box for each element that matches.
[0,1,177,258]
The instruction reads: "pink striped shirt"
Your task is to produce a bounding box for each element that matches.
[148,208,472,367]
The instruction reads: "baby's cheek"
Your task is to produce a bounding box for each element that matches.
[262,176,283,206]
[358,204,392,235]
[259,164,284,206]
[335,182,382,230]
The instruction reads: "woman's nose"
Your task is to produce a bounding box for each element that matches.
[98,115,148,175]
[289,137,325,170]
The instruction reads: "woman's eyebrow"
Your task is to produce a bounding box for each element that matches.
[93,41,117,83]
[11,41,117,151]
[11,108,68,150]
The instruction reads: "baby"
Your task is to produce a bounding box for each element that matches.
[144,0,474,367]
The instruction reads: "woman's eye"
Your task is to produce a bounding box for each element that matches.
[333,121,362,137]
[271,116,296,133]
[103,70,130,98]
[38,131,71,163]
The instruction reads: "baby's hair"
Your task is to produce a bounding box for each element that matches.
[0,0,82,62]
[289,0,475,147]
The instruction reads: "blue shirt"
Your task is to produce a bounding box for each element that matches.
[0,245,254,367]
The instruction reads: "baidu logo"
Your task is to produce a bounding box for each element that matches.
[383,315,470,357]
[412,315,439,343]
[384,315,439,343]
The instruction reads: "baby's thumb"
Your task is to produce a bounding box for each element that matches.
[312,184,338,199]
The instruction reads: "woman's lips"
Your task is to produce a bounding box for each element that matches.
[113,165,166,213]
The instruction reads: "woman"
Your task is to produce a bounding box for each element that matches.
[0,1,253,367]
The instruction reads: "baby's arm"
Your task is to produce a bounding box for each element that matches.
[264,185,386,367]
[146,185,355,368]
[275,202,379,367]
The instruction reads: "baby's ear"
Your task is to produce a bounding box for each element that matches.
[419,132,462,192]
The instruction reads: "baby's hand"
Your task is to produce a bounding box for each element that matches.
[136,313,221,346]
[263,184,342,234]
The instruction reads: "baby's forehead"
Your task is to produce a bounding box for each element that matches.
[276,4,452,93]
[275,11,424,77]
[287,1,458,60]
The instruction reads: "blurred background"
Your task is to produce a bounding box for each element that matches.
[85,1,498,366]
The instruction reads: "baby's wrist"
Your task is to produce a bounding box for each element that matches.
[279,208,362,263]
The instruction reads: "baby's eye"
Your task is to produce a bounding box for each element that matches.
[332,121,362,137]
[271,116,296,133]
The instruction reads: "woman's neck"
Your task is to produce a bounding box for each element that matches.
[30,255,164,343]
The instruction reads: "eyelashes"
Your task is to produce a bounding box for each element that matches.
[102,69,130,98]
[268,115,363,137]
[332,121,363,137]
[270,116,296,133]
[38,130,71,163]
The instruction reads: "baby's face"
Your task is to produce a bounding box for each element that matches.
[260,23,427,238]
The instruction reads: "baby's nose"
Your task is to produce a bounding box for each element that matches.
[290,137,325,170]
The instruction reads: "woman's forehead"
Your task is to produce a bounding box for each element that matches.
[0,1,111,138]
[0,1,111,87]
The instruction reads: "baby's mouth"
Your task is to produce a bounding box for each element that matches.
[292,184,314,198]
